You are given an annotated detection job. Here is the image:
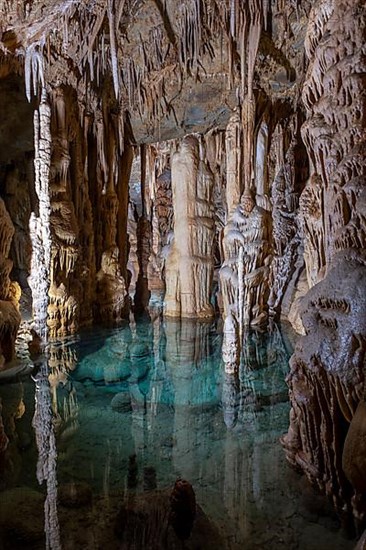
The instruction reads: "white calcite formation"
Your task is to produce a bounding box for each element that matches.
[220,189,271,329]
[225,113,242,216]
[28,94,52,342]
[165,135,215,318]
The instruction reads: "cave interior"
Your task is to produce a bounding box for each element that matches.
[0,0,365,549]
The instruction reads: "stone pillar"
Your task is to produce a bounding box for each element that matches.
[164,135,215,319]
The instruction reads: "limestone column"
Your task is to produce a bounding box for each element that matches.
[29,92,61,550]
[164,135,215,319]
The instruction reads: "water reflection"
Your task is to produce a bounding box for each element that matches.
[32,359,61,550]
[0,318,355,549]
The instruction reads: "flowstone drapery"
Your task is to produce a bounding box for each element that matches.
[283,0,366,522]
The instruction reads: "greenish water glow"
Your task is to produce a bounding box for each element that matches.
[0,317,355,549]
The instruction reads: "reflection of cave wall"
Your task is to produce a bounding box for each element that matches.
[0,0,365,534]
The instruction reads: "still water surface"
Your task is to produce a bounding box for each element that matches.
[0,317,355,549]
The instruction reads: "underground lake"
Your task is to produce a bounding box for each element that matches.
[0,316,356,549]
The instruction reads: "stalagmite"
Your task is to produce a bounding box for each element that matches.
[164,135,215,318]
[220,186,271,328]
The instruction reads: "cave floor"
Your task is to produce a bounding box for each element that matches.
[0,317,356,549]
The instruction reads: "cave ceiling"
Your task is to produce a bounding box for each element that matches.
[0,0,308,145]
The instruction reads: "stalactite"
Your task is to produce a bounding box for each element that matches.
[107,0,120,100]
[29,93,52,341]
[25,43,45,103]
[225,112,242,215]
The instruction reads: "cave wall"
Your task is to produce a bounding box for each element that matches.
[282,0,366,523]
[0,196,20,363]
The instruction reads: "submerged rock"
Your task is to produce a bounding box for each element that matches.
[114,480,223,549]
[111,391,132,412]
[58,481,92,508]
[0,487,44,547]
[169,478,196,540]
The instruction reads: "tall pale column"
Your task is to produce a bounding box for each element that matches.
[164,135,215,319]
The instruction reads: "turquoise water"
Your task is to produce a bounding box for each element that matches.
[0,317,355,549]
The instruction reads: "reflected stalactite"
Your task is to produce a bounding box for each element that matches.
[222,313,240,375]
[164,318,219,479]
[222,371,239,430]
[32,359,61,550]
[222,322,290,432]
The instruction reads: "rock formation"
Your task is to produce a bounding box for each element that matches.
[165,135,215,318]
[283,0,366,525]
[0,197,21,363]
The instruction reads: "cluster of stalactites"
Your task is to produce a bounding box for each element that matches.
[1,0,274,133]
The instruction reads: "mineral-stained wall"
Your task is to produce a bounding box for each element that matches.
[282,0,366,524]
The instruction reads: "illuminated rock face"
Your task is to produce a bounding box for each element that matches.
[283,251,366,518]
[164,136,215,319]
[283,0,366,522]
